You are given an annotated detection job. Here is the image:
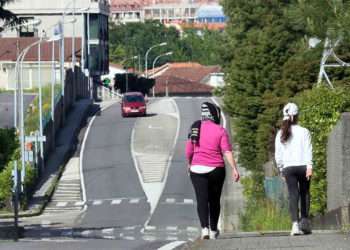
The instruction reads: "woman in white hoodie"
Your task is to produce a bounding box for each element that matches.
[275,103,313,235]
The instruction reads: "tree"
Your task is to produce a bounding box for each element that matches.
[0,0,19,32]
[221,0,316,197]
[109,21,226,69]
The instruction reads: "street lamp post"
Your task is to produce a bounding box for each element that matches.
[151,52,173,97]
[145,42,167,78]
[152,51,173,75]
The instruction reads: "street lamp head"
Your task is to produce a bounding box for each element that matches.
[165,52,173,56]
[309,37,321,49]
[159,42,167,46]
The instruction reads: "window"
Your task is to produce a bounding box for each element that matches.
[19,17,36,37]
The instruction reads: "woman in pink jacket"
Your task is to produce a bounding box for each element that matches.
[185,102,240,240]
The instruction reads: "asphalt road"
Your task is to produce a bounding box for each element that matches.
[0,97,214,250]
[80,102,150,229]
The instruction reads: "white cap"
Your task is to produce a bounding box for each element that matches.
[283,103,298,121]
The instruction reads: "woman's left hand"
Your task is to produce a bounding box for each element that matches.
[232,168,240,182]
[306,168,312,181]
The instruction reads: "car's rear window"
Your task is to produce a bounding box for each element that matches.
[124,95,144,103]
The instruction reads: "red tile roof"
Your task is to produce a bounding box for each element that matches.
[152,62,219,95]
[154,75,213,95]
[0,37,82,62]
[157,62,221,82]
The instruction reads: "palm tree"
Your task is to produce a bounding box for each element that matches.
[0,0,19,32]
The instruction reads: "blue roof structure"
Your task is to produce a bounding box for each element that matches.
[195,4,226,23]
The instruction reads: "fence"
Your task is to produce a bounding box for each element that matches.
[264,176,288,207]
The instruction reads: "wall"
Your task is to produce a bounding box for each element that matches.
[314,112,350,229]
[42,66,89,158]
[327,112,350,211]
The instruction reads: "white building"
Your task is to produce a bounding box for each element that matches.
[1,0,110,77]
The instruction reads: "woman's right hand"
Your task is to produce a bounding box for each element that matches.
[232,168,240,182]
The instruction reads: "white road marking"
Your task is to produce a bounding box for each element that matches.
[186,227,199,232]
[145,225,156,231]
[183,199,194,204]
[166,226,178,231]
[56,202,68,207]
[143,235,157,241]
[92,200,103,205]
[102,228,114,234]
[111,199,122,205]
[158,241,186,250]
[129,198,140,204]
[123,226,136,231]
[81,230,92,237]
[166,198,176,203]
[103,236,116,240]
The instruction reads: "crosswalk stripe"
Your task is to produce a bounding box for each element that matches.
[186,227,199,232]
[145,226,156,231]
[166,226,178,231]
[184,199,194,204]
[129,198,140,204]
[111,199,122,205]
[166,198,176,203]
[92,200,103,205]
[56,202,68,207]
[143,235,157,241]
[102,228,114,234]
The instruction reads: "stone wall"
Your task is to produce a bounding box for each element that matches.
[327,112,350,211]
[317,112,350,229]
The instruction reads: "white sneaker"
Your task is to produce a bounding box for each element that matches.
[201,227,209,240]
[209,230,219,239]
[290,222,303,236]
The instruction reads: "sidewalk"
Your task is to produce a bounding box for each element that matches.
[180,231,350,250]
[0,98,93,238]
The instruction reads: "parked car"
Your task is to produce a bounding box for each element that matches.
[121,92,147,117]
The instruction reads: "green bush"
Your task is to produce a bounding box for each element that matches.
[0,163,13,210]
[294,86,350,214]
[0,160,38,211]
[0,128,18,172]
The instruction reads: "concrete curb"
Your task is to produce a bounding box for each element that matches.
[0,100,93,222]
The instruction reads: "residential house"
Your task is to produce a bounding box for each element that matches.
[149,62,223,96]
[0,37,81,90]
[2,0,109,78]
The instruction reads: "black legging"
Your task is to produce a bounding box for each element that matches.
[190,167,226,231]
[283,166,310,222]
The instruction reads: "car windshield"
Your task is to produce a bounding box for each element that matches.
[124,95,144,103]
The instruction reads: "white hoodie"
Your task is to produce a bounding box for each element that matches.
[275,125,313,170]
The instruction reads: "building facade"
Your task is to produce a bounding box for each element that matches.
[2,0,109,77]
[110,0,225,29]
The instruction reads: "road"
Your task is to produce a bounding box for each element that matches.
[0,97,214,250]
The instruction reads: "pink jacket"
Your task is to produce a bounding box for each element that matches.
[185,120,232,167]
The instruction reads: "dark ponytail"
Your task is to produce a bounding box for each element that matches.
[280,115,298,143]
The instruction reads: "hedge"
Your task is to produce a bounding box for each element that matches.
[294,86,350,214]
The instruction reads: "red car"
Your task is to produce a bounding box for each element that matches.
[121,92,147,117]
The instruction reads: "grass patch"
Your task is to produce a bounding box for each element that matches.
[25,84,61,134]
[240,198,291,232]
